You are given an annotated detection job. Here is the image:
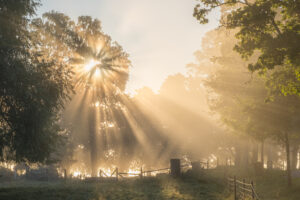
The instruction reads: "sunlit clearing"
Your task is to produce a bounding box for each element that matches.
[127,168,141,177]
[98,167,115,177]
[70,168,91,179]
[0,162,15,171]
[73,171,81,178]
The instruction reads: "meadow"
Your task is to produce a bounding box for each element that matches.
[0,173,224,200]
[1,168,300,200]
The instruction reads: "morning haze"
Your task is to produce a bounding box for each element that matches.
[0,0,299,199]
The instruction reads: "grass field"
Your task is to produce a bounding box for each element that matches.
[1,168,300,200]
[0,173,224,200]
[253,170,300,200]
[209,166,300,200]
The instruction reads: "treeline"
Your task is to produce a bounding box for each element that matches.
[192,0,300,186]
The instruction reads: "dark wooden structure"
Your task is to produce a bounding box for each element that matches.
[170,159,181,177]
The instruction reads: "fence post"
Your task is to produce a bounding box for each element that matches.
[251,181,255,199]
[170,159,181,177]
[243,179,246,199]
[234,176,237,200]
[140,167,143,179]
[99,169,102,178]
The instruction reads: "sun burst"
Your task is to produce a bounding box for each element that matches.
[84,59,100,73]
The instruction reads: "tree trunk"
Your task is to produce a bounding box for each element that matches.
[284,132,292,187]
[89,109,98,177]
[252,143,258,164]
[260,140,264,167]
[298,152,300,170]
[235,144,242,167]
[291,144,299,170]
[242,142,249,167]
[266,144,273,169]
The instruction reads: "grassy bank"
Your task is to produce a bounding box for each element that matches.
[0,173,224,200]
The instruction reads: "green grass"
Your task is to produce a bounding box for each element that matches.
[3,168,298,200]
[254,170,300,200]
[0,173,225,200]
[209,166,300,200]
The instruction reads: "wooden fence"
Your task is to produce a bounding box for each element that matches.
[227,176,260,200]
[65,159,211,181]
[98,164,191,180]
[95,159,211,180]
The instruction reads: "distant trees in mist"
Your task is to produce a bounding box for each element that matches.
[193,0,300,186]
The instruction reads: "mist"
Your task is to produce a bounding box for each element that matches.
[0,1,299,200]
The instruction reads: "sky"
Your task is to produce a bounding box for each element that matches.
[38,0,219,94]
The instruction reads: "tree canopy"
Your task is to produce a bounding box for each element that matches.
[189,25,300,186]
[194,0,300,96]
[0,0,73,163]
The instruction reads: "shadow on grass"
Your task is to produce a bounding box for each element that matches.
[0,173,225,200]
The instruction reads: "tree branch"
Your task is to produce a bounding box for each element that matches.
[271,18,282,36]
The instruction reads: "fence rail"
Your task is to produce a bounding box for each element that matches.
[99,164,190,180]
[63,159,213,182]
[95,160,210,180]
[227,176,260,200]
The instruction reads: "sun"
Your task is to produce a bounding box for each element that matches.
[84,59,100,72]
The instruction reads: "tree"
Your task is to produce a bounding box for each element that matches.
[31,12,131,176]
[193,0,300,96]
[0,1,73,163]
[190,26,300,186]
[256,95,300,186]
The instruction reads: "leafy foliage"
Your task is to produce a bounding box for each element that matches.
[194,0,300,96]
[30,11,134,174]
[0,1,73,163]
[190,26,300,185]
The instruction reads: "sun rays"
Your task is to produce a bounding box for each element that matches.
[83,59,102,79]
[33,12,214,178]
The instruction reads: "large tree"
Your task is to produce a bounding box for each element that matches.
[193,0,300,96]
[0,1,73,163]
[31,12,131,176]
[190,26,300,186]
